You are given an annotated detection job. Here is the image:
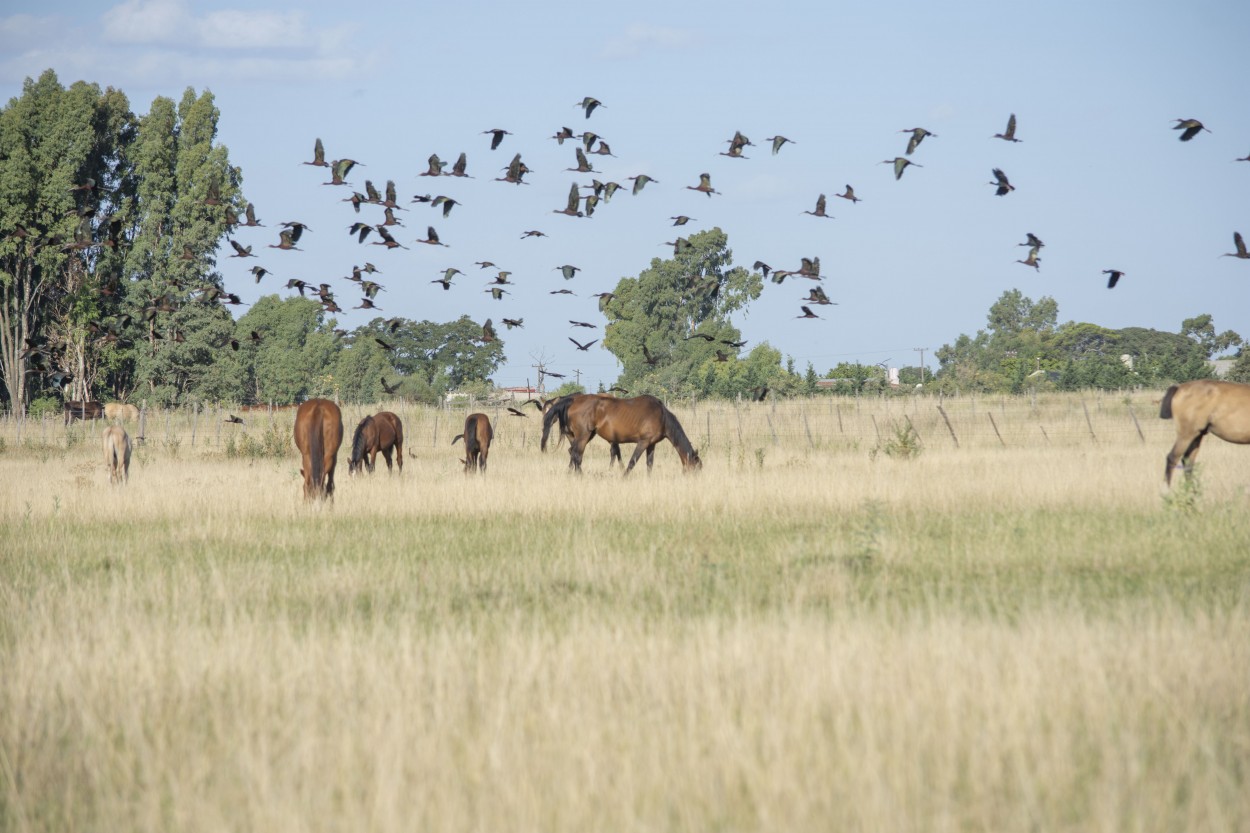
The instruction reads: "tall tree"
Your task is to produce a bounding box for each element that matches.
[601,227,761,392]
[232,295,340,405]
[0,70,137,410]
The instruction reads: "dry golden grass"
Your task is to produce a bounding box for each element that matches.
[1,391,1248,832]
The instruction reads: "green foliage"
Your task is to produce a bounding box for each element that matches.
[873,420,922,460]
[601,228,764,393]
[224,421,289,460]
[550,381,585,397]
[1163,465,1203,515]
[233,295,339,405]
[27,396,62,419]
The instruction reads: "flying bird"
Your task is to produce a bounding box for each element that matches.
[553,182,585,217]
[1019,232,1045,250]
[628,174,658,195]
[372,226,406,249]
[1222,231,1249,259]
[1173,118,1210,142]
[901,127,936,155]
[250,266,271,283]
[502,318,524,329]
[521,230,547,239]
[374,338,394,351]
[577,96,604,118]
[482,128,511,150]
[303,138,329,166]
[570,320,596,329]
[684,333,715,342]
[989,168,1015,196]
[449,153,470,178]
[993,113,1021,142]
[569,337,597,351]
[670,216,695,226]
[1103,269,1125,288]
[507,407,527,417]
[228,240,253,258]
[268,229,301,250]
[381,378,399,395]
[324,158,358,186]
[686,172,720,197]
[421,154,447,176]
[765,136,794,155]
[555,264,580,280]
[796,306,821,319]
[481,319,497,342]
[803,194,833,218]
[1016,248,1041,270]
[416,226,447,246]
[430,196,459,218]
[882,157,921,180]
[836,185,861,203]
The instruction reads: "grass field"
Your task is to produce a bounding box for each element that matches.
[1,390,1248,832]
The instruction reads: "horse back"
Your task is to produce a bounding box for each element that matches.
[375,411,403,447]
[1165,380,1250,443]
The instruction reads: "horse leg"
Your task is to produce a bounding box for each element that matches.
[646,443,656,472]
[1165,430,1205,485]
[569,435,588,473]
[480,444,489,473]
[382,447,393,472]
[395,440,403,473]
[623,443,647,475]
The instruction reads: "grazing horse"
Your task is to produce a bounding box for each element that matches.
[540,393,623,467]
[1160,379,1250,484]
[348,411,404,475]
[64,400,104,425]
[293,398,344,500]
[565,394,701,474]
[452,412,493,473]
[102,425,131,485]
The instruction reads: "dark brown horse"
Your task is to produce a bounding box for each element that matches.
[293,398,343,500]
[1160,379,1250,484]
[565,394,701,474]
[348,411,404,475]
[541,393,622,467]
[452,412,493,473]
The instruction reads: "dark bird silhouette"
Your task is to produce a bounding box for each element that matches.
[993,113,1021,142]
[567,147,598,174]
[901,127,936,155]
[228,239,254,258]
[715,351,730,362]
[430,196,459,218]
[364,180,383,205]
[989,168,1015,196]
[241,203,262,227]
[555,264,580,280]
[483,128,511,150]
[507,407,527,417]
[349,222,373,243]
[521,230,547,239]
[374,338,394,351]
[577,96,603,118]
[1173,118,1210,141]
[570,320,596,329]
[1020,232,1045,250]
[1222,231,1249,259]
[355,298,381,311]
[250,266,270,283]
[496,153,528,185]
[721,131,752,159]
[593,292,615,309]
[481,319,497,342]
[285,279,307,295]
[431,267,461,290]
[224,414,244,424]
[752,261,772,278]
[1016,248,1041,270]
[502,318,524,329]
[551,126,578,144]
[687,172,720,197]
[569,337,597,351]
[431,275,454,290]
[1103,269,1125,288]
[804,286,836,306]
[303,138,329,166]
[381,378,399,395]
[382,180,402,209]
[449,152,470,178]
[882,157,921,180]
[664,237,692,256]
[628,174,657,195]
[486,287,509,300]
[590,140,615,157]
[684,333,715,342]
[249,330,263,345]
[380,207,403,226]
[765,136,794,155]
[671,216,695,226]
[416,226,447,246]
[372,226,407,249]
[280,221,311,241]
[803,194,833,218]
[751,386,769,402]
[384,317,402,333]
[1236,152,1250,163]
[722,339,748,348]
[642,345,659,366]
[554,182,585,217]
[796,306,821,319]
[549,289,575,295]
[474,261,496,269]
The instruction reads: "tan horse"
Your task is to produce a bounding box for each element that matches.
[540,393,623,467]
[102,425,131,485]
[348,411,404,475]
[293,399,344,500]
[452,412,493,473]
[1160,379,1250,484]
[104,402,140,422]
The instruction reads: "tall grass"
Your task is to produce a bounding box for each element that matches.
[1,392,1247,832]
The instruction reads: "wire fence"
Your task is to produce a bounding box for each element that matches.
[0,389,1173,458]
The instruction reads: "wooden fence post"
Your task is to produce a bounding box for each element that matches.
[987,412,1006,447]
[1126,404,1145,444]
[936,404,960,448]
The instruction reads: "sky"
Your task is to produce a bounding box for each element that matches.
[2,0,1248,391]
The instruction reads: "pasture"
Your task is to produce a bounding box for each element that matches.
[1,390,1248,832]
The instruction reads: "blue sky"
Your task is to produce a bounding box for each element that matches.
[3,0,1248,390]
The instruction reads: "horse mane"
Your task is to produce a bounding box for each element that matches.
[350,415,373,463]
[659,401,696,459]
[1160,384,1178,419]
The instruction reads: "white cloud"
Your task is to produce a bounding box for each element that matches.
[197,9,309,50]
[102,0,193,45]
[601,23,696,60]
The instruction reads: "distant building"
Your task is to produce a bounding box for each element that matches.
[1208,359,1235,378]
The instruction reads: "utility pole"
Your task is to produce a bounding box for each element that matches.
[574,368,582,387]
[914,347,926,384]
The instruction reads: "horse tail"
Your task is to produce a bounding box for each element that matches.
[541,397,571,452]
[451,433,464,445]
[308,410,326,496]
[1159,384,1178,419]
[350,416,372,463]
[463,415,482,458]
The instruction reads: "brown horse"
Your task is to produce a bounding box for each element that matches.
[452,412,493,473]
[293,398,344,500]
[102,425,131,485]
[565,394,701,474]
[541,393,623,467]
[348,411,404,475]
[1160,379,1250,484]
